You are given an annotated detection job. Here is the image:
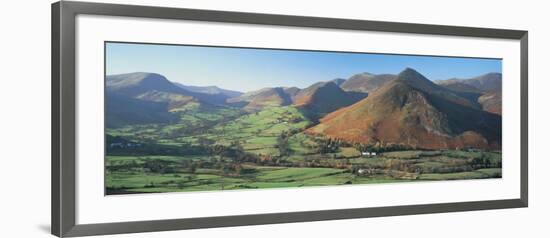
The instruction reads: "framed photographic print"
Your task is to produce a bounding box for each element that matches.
[52,1,528,237]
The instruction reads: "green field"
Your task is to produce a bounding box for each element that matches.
[106,150,502,194]
[106,105,502,194]
[106,155,433,193]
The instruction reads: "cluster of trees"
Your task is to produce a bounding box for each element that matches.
[161,122,215,139]
[420,165,472,174]
[276,157,336,168]
[276,132,291,157]
[143,159,185,173]
[471,153,501,169]
[108,157,203,174]
[314,137,341,154]
[349,152,502,177]
[107,135,208,156]
[352,141,414,154]
[120,155,261,178]
[106,160,140,172]
[304,136,416,156]
[108,143,208,156]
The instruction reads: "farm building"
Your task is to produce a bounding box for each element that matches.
[361,151,377,157]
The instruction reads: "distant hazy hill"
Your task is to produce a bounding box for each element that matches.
[438,81,483,94]
[464,73,502,92]
[340,73,396,93]
[283,87,301,100]
[308,68,501,150]
[106,72,230,127]
[436,73,502,92]
[293,81,367,118]
[107,72,228,106]
[173,82,243,98]
[227,87,294,110]
[436,72,502,115]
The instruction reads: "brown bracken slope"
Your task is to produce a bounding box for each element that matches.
[478,91,502,115]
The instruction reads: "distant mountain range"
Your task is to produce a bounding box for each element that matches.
[435,72,502,114]
[106,72,225,105]
[227,81,367,118]
[340,73,396,93]
[308,68,501,150]
[106,72,230,127]
[226,87,296,109]
[173,82,243,98]
[106,69,502,149]
[435,73,502,92]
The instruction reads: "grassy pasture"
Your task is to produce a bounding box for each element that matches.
[106,152,502,194]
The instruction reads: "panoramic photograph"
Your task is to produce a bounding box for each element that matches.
[105,42,503,195]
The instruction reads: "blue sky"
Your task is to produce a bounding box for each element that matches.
[106,42,502,92]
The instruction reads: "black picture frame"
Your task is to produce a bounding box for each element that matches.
[52,1,528,237]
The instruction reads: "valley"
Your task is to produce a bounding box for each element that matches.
[105,69,503,194]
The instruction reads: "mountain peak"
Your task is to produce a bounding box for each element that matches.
[108,72,166,81]
[292,80,367,118]
[397,68,424,80]
[394,68,440,91]
[358,72,375,77]
[318,81,339,88]
[298,81,339,95]
[480,72,502,78]
[106,72,175,93]
[331,78,347,86]
[130,72,161,77]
